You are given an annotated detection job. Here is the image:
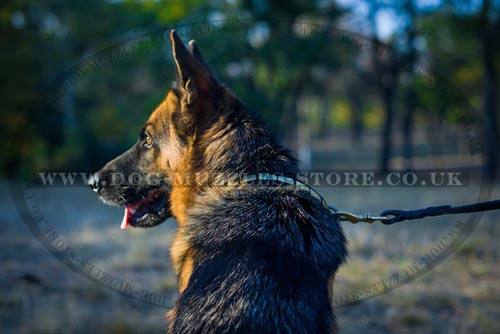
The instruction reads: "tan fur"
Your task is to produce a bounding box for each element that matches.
[178,251,194,292]
[328,273,336,306]
[140,90,200,290]
[169,229,195,292]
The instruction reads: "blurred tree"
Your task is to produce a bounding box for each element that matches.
[346,71,368,145]
[2,0,203,176]
[367,1,401,173]
[401,0,418,171]
[2,0,497,178]
[480,0,499,180]
[420,0,499,179]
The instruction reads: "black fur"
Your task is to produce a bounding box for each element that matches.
[168,83,348,333]
[171,186,347,334]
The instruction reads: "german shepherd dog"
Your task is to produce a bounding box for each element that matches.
[89,30,347,334]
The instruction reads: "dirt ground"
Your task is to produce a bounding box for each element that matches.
[0,179,499,334]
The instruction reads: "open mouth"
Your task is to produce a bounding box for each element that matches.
[121,188,170,229]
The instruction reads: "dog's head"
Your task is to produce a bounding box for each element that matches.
[88,30,221,229]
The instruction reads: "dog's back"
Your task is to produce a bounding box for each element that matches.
[169,185,346,334]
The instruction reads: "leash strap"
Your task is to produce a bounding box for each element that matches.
[378,199,500,225]
[330,199,500,224]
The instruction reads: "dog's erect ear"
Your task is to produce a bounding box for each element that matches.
[170,30,216,105]
[188,40,218,82]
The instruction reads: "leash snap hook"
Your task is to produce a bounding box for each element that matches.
[330,211,389,224]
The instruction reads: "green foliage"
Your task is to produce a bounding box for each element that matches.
[1,0,498,177]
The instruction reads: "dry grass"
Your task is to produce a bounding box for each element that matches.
[0,181,498,333]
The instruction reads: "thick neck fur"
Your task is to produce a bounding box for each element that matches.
[170,87,299,225]
[196,88,298,176]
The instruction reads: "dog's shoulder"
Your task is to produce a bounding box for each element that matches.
[170,186,346,334]
[186,185,347,273]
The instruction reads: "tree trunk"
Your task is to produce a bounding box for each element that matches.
[369,4,399,173]
[402,87,415,170]
[380,85,395,173]
[402,0,417,171]
[481,0,499,181]
[347,81,364,145]
[372,41,398,173]
[297,96,312,168]
[318,97,330,138]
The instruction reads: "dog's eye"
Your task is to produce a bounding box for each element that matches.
[143,134,153,148]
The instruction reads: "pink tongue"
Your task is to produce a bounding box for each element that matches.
[120,201,145,230]
[120,207,131,230]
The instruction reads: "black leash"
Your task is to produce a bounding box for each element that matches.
[330,199,500,225]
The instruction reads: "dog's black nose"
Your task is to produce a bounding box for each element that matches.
[88,173,102,193]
